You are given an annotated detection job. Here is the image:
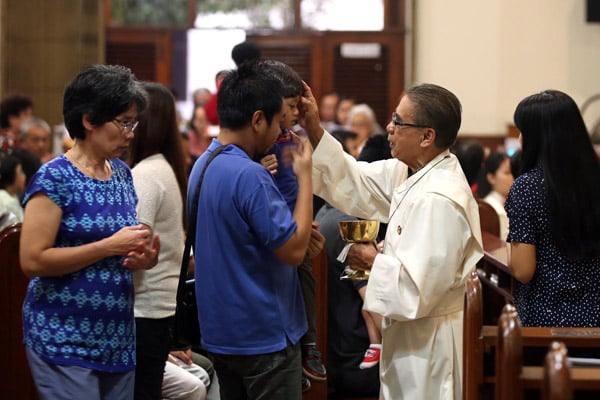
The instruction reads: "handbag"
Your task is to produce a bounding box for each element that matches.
[173,145,226,349]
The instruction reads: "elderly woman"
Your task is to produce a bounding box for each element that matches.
[345,103,382,159]
[19,64,159,399]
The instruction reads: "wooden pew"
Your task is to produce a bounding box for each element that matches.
[302,248,330,400]
[0,223,37,400]
[464,270,486,400]
[463,266,600,400]
[543,341,572,400]
[477,231,514,326]
[495,304,600,400]
[477,199,500,238]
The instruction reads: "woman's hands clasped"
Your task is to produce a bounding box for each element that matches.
[106,224,160,270]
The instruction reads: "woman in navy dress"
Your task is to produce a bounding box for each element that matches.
[506,90,600,327]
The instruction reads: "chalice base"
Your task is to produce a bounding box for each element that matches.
[340,268,370,281]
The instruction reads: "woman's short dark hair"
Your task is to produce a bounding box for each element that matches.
[63,64,147,140]
[514,89,600,258]
[217,62,284,130]
[406,83,462,149]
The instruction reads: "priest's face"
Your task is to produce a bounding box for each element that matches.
[386,96,428,168]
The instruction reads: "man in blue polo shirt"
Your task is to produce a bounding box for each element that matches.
[187,61,314,400]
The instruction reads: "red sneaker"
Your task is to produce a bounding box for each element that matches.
[359,346,381,369]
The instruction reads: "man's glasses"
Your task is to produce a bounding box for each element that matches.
[112,118,139,133]
[391,112,430,129]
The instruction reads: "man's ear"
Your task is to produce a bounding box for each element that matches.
[82,114,94,131]
[251,110,264,132]
[421,128,436,146]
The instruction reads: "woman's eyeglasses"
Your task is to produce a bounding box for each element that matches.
[112,118,139,133]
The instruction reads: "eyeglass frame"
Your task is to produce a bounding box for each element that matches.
[112,118,139,133]
[391,112,430,129]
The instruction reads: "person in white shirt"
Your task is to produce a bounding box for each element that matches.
[128,82,195,399]
[299,82,483,400]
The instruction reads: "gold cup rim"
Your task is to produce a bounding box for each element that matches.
[338,220,380,243]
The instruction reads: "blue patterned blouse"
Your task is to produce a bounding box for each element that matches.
[506,165,600,327]
[22,155,139,372]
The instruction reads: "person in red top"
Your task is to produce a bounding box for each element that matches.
[204,70,230,126]
[205,41,262,126]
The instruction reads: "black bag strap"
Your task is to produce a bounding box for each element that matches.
[177,144,227,303]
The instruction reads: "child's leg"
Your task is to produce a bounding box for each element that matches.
[358,286,383,369]
[298,255,317,346]
[298,254,327,382]
[362,309,382,345]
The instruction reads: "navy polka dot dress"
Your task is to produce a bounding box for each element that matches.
[506,166,600,327]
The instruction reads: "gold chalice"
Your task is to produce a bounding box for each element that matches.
[338,220,380,281]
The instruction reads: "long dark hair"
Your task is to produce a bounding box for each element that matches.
[514,90,600,258]
[128,82,188,227]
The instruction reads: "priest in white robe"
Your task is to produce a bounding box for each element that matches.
[299,82,483,400]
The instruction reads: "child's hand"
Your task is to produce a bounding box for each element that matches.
[260,154,278,175]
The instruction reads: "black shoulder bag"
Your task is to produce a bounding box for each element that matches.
[173,145,226,349]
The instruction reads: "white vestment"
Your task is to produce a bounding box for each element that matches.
[312,132,483,400]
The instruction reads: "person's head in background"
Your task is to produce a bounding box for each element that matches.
[215,70,230,89]
[514,89,600,257]
[192,88,212,106]
[330,129,357,155]
[262,60,303,131]
[346,103,379,159]
[476,151,513,199]
[189,105,210,140]
[0,93,33,139]
[179,132,194,172]
[128,82,187,216]
[19,117,51,161]
[231,40,262,67]
[452,139,484,190]
[319,92,339,125]
[357,133,392,163]
[335,96,356,126]
[217,61,285,157]
[0,154,26,195]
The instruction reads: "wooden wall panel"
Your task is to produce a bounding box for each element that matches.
[106,42,157,82]
[259,43,312,84]
[249,31,405,130]
[0,0,104,127]
[106,27,172,87]
[333,44,390,127]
